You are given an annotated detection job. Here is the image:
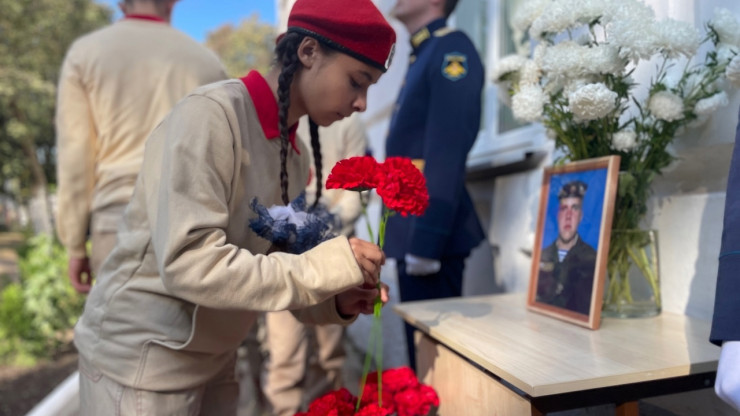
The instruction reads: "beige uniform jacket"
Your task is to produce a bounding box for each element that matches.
[74,79,364,391]
[297,113,367,237]
[55,18,227,258]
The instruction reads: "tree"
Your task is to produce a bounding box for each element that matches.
[0,0,111,232]
[205,14,276,78]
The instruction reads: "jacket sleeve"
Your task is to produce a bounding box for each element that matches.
[55,43,96,259]
[143,94,364,312]
[711,106,740,346]
[408,34,484,259]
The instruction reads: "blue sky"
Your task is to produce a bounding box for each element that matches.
[96,1,277,43]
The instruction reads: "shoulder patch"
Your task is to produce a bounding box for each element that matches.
[433,27,455,37]
[441,52,468,81]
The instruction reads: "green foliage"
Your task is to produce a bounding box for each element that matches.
[205,13,276,78]
[0,234,84,365]
[0,0,112,200]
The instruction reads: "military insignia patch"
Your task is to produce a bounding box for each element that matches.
[441,52,468,81]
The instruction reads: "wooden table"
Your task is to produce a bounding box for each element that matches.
[393,293,720,416]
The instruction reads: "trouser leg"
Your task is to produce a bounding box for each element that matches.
[264,310,308,416]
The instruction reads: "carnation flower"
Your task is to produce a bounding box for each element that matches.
[326,156,383,191]
[512,84,546,122]
[611,130,638,152]
[376,157,429,217]
[568,83,618,122]
[648,91,684,121]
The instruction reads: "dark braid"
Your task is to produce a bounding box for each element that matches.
[308,118,322,209]
[275,32,304,205]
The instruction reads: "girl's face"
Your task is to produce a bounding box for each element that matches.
[295,38,383,126]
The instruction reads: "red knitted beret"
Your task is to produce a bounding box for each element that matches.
[284,0,397,72]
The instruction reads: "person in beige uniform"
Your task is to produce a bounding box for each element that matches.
[263,113,367,415]
[73,0,397,414]
[55,0,227,293]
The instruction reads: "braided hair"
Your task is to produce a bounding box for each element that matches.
[308,117,323,208]
[275,32,303,205]
[275,32,331,206]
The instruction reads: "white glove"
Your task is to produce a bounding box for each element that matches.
[716,341,740,411]
[404,254,441,276]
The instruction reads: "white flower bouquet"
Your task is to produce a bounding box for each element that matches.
[492,0,740,315]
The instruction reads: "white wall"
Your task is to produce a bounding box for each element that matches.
[484,0,740,322]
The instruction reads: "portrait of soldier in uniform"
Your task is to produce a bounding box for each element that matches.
[536,180,597,315]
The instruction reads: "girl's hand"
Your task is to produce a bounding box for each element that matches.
[336,282,390,316]
[348,237,385,287]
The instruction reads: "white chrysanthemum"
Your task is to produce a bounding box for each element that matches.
[604,0,654,24]
[541,41,587,78]
[491,54,528,82]
[711,8,740,47]
[511,0,550,32]
[648,91,684,121]
[694,91,729,118]
[726,55,740,87]
[532,43,548,67]
[529,1,576,40]
[585,44,626,76]
[653,19,700,59]
[512,84,547,122]
[716,43,740,65]
[612,130,638,151]
[568,83,618,122]
[520,60,541,84]
[609,20,660,62]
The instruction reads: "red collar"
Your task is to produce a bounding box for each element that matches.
[124,14,166,23]
[241,71,299,154]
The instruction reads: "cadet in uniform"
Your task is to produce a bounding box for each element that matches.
[385,0,485,371]
[711,106,740,412]
[537,181,596,315]
[55,0,227,293]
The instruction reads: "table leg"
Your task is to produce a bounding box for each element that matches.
[615,401,639,416]
[415,331,536,416]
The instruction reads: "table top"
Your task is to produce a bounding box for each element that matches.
[393,293,721,397]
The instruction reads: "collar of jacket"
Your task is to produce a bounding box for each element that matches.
[241,70,299,154]
[410,17,447,52]
[124,14,166,23]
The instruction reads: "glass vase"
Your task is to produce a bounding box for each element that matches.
[602,229,661,318]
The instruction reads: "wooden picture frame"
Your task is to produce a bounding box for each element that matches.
[527,156,620,329]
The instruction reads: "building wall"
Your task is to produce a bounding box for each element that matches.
[274,0,740,330]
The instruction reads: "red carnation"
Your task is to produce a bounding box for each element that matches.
[379,367,418,394]
[376,157,429,217]
[355,403,392,416]
[304,388,355,416]
[326,156,383,191]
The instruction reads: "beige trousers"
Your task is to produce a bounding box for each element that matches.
[263,310,345,416]
[79,355,239,416]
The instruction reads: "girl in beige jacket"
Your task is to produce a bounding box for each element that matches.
[73,0,397,414]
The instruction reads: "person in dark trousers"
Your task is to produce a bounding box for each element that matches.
[384,0,485,371]
[710,107,740,412]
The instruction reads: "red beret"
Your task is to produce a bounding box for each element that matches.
[283,0,397,72]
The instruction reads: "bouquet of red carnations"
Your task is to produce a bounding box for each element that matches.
[296,367,439,416]
[299,156,435,415]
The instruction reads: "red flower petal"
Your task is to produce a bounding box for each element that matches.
[376,157,429,217]
[326,156,383,191]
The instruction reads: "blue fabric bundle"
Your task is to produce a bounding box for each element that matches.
[249,192,339,254]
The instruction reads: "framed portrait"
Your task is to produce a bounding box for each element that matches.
[527,155,620,329]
